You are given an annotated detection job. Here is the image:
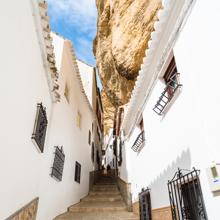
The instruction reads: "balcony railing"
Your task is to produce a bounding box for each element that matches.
[153,73,182,115]
[131,131,145,152]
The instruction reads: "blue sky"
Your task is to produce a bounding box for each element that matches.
[47,0,97,66]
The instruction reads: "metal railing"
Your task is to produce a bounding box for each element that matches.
[131,131,145,152]
[168,168,208,220]
[153,73,182,115]
[139,188,152,220]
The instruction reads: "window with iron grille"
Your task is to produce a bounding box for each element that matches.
[96,150,100,167]
[139,188,152,220]
[131,131,145,152]
[168,168,208,220]
[88,130,91,145]
[32,103,48,153]
[51,146,65,181]
[75,161,81,183]
[153,56,182,115]
[91,142,95,162]
[118,139,123,166]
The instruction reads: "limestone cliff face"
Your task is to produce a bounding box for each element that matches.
[94,0,162,133]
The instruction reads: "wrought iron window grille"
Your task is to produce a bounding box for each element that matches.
[75,161,81,183]
[153,73,182,115]
[118,139,123,166]
[91,142,95,162]
[96,150,100,166]
[139,187,152,220]
[51,146,65,181]
[131,131,145,152]
[168,167,208,220]
[32,103,48,153]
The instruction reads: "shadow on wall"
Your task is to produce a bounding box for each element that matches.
[149,148,192,208]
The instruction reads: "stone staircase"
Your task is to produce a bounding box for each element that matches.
[54,175,139,220]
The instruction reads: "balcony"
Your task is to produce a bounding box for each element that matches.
[153,73,182,115]
[131,131,145,152]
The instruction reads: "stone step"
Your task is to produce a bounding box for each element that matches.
[95,182,116,185]
[69,201,126,213]
[82,194,123,202]
[93,184,118,189]
[91,187,118,192]
[55,211,139,220]
[89,190,120,196]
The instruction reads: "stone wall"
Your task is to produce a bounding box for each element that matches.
[6,198,39,220]
[152,206,172,220]
[117,177,132,211]
[132,202,172,220]
[132,201,140,216]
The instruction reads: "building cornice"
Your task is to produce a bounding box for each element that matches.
[121,0,195,138]
[30,0,60,102]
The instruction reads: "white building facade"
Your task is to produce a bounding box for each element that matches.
[0,1,99,219]
[118,0,220,219]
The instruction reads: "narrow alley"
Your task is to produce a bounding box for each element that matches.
[1,0,220,220]
[55,173,139,220]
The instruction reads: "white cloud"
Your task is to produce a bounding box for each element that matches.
[47,0,97,35]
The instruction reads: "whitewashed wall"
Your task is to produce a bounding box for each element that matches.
[0,1,94,219]
[77,60,94,107]
[121,0,220,219]
[77,55,103,171]
[0,0,52,219]
[37,34,94,220]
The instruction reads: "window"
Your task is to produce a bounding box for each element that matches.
[118,139,123,166]
[32,103,48,153]
[116,107,124,135]
[139,188,152,220]
[51,146,65,181]
[88,130,91,145]
[76,111,81,128]
[64,83,69,103]
[91,142,95,162]
[131,131,145,152]
[139,117,144,131]
[74,161,81,183]
[163,56,180,99]
[168,168,208,220]
[153,55,182,115]
[96,150,100,167]
[97,127,100,141]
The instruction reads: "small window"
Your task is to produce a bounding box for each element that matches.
[163,56,179,99]
[138,116,144,131]
[76,111,81,128]
[88,130,91,145]
[96,150,100,166]
[74,161,81,183]
[64,83,69,103]
[153,55,182,115]
[51,146,65,181]
[32,103,48,153]
[91,142,95,162]
[118,139,123,166]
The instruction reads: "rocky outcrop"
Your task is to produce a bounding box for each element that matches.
[94,0,162,133]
